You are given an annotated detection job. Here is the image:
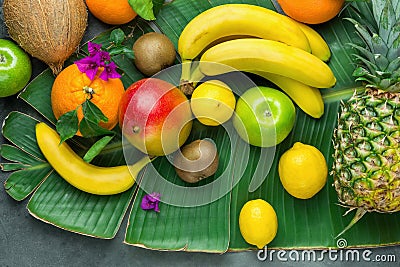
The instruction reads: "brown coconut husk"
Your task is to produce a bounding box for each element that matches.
[3,0,88,75]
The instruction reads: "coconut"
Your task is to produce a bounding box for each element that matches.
[3,0,88,75]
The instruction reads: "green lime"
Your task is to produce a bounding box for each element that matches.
[0,39,32,97]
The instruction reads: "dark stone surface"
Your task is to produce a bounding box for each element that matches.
[0,1,399,266]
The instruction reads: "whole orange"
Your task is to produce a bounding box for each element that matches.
[51,64,125,134]
[277,0,345,24]
[85,0,137,25]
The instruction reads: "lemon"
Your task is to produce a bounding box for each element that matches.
[190,80,236,126]
[239,199,278,249]
[278,142,328,199]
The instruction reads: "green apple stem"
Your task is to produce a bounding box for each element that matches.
[264,110,272,117]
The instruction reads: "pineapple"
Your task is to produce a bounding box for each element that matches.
[332,0,400,235]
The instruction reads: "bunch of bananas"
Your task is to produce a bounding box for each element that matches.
[178,4,336,118]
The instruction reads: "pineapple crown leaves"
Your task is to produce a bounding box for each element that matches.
[346,0,400,92]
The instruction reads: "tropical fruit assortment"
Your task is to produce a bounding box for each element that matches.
[1,0,399,252]
[178,3,335,119]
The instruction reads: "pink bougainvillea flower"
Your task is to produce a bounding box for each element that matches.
[141,192,161,212]
[74,53,102,81]
[87,42,102,56]
[99,61,121,81]
[74,41,120,81]
[98,51,111,65]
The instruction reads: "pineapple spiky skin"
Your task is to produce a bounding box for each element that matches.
[332,0,400,223]
[332,88,400,213]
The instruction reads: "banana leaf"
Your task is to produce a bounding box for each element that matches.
[1,0,400,253]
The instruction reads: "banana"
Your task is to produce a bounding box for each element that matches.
[184,64,324,118]
[178,4,311,59]
[35,122,151,195]
[253,71,325,118]
[294,22,331,62]
[199,38,336,88]
[178,4,311,82]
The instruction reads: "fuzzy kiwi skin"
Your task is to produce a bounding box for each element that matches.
[133,32,176,76]
[174,139,219,183]
[3,0,87,75]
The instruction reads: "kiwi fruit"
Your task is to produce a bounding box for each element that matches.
[173,139,219,183]
[132,32,176,76]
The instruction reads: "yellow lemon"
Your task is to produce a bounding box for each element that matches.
[239,199,278,249]
[278,142,328,199]
[190,80,236,126]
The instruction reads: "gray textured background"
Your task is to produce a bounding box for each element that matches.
[0,1,399,266]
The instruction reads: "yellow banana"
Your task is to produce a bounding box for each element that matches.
[294,22,331,62]
[35,122,151,195]
[199,38,336,89]
[178,4,311,82]
[178,4,311,59]
[253,71,325,118]
[183,67,324,118]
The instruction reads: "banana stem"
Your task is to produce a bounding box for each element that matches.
[179,60,207,95]
[189,64,206,89]
[179,59,196,95]
[180,59,192,83]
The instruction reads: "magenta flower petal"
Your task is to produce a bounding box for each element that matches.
[85,68,98,81]
[153,201,160,213]
[99,61,121,80]
[75,44,120,81]
[99,50,111,63]
[74,54,103,80]
[75,57,92,72]
[141,192,161,212]
[87,42,102,56]
[98,70,108,81]
[149,192,161,201]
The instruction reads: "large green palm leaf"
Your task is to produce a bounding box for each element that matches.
[2,0,400,252]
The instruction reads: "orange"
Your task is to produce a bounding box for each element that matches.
[51,64,125,135]
[85,0,137,25]
[277,0,345,24]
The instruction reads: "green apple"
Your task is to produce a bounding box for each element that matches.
[233,86,296,147]
[0,39,32,97]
